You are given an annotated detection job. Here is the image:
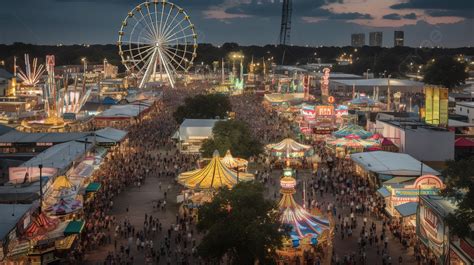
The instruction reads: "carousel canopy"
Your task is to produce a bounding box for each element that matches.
[178,150,254,190]
[220,150,248,169]
[333,124,373,139]
[52,176,74,190]
[266,138,312,157]
[278,170,329,244]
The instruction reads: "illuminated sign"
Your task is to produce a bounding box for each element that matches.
[425,87,448,126]
[315,105,334,117]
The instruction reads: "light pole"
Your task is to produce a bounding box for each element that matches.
[39,164,43,213]
[84,137,88,156]
[366,69,371,79]
[103,58,108,78]
[81,57,87,75]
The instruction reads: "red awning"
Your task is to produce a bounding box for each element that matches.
[381,138,394,146]
[455,137,474,148]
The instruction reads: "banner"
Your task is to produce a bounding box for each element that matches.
[9,167,58,184]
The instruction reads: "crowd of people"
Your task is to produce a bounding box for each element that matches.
[63,85,421,265]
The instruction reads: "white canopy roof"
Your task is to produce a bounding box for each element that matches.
[350,151,440,176]
[22,141,92,170]
[178,119,220,141]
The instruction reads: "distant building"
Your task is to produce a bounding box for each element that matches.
[369,32,383,47]
[375,119,454,164]
[351,33,365,47]
[455,102,474,124]
[394,31,404,47]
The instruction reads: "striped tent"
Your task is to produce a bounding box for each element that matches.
[178,150,254,190]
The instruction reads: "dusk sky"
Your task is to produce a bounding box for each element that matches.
[0,0,472,47]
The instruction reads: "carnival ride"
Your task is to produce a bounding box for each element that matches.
[278,168,331,248]
[266,138,312,159]
[118,0,197,88]
[220,150,248,171]
[19,55,91,131]
[177,150,254,190]
[17,54,45,87]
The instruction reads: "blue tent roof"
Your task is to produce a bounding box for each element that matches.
[102,97,117,105]
[395,202,419,217]
[377,187,391,198]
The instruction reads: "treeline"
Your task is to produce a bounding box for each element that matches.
[0,42,473,75]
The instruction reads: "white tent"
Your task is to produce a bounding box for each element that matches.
[350,151,440,176]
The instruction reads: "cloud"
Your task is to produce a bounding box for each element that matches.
[403,13,417,19]
[224,0,371,21]
[390,0,474,18]
[383,13,402,20]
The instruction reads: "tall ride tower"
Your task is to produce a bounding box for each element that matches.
[279,0,292,46]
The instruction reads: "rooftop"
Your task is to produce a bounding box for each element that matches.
[379,120,450,132]
[457,101,474,108]
[333,78,424,87]
[351,151,440,176]
[0,203,33,241]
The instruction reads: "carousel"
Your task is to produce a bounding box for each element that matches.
[177,150,254,208]
[276,168,333,263]
[266,138,313,168]
[220,150,248,171]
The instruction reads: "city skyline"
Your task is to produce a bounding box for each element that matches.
[0,0,472,47]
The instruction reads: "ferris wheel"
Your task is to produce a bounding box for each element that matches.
[118,0,197,88]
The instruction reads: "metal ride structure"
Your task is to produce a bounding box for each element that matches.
[279,0,292,46]
[17,54,45,87]
[118,0,198,88]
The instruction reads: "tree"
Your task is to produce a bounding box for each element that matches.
[200,120,263,159]
[173,94,231,124]
[442,157,474,239]
[197,182,288,264]
[423,56,468,89]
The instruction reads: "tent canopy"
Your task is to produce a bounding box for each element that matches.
[64,220,84,236]
[377,187,391,198]
[266,138,312,158]
[455,137,474,148]
[220,150,248,169]
[52,176,74,190]
[178,150,254,190]
[395,202,419,217]
[333,124,373,139]
[85,182,101,193]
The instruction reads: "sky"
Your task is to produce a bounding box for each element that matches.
[0,0,472,47]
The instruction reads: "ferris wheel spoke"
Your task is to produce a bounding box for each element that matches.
[127,46,156,60]
[144,4,159,39]
[166,46,194,56]
[163,23,193,42]
[131,15,156,41]
[166,34,196,43]
[162,17,187,40]
[158,1,166,37]
[123,44,154,53]
[162,48,187,71]
[138,9,159,40]
[160,10,181,38]
[161,4,173,40]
